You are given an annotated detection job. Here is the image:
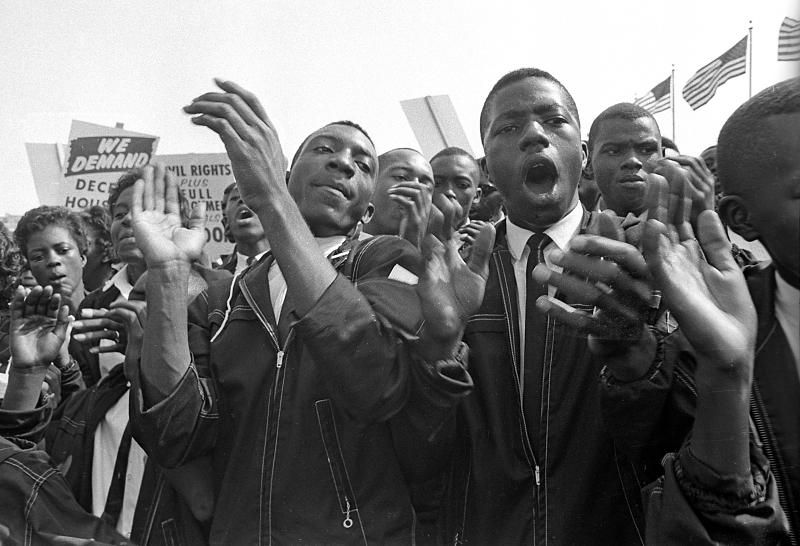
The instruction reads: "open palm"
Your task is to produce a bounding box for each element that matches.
[642,210,756,369]
[9,286,72,371]
[416,195,495,357]
[130,164,207,267]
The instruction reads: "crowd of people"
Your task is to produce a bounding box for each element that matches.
[0,69,797,546]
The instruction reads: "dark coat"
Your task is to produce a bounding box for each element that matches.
[131,235,473,545]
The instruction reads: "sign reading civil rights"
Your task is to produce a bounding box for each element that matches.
[63,121,159,210]
[155,153,235,262]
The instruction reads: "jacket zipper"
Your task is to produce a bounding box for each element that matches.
[751,380,796,546]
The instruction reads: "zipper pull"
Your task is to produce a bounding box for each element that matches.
[534,465,541,486]
[343,496,353,528]
[276,350,284,369]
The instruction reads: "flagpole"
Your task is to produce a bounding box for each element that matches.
[671,64,676,143]
[748,20,753,98]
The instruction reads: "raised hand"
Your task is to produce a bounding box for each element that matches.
[72,308,127,354]
[416,193,495,360]
[184,79,287,212]
[642,209,756,375]
[388,181,433,248]
[131,164,207,267]
[8,285,73,371]
[532,214,655,366]
[652,155,715,224]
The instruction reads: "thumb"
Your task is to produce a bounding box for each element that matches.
[53,306,74,342]
[189,201,207,231]
[696,210,737,273]
[467,223,496,279]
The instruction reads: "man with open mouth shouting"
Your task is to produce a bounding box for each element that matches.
[436,68,783,545]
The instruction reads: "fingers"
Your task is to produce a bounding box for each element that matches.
[53,306,74,341]
[142,166,155,211]
[164,167,181,216]
[641,219,669,285]
[189,90,263,128]
[671,155,715,209]
[696,210,738,273]
[187,198,207,233]
[9,286,25,320]
[431,193,457,243]
[23,285,44,317]
[153,163,166,214]
[131,178,144,219]
[214,78,273,127]
[549,249,650,302]
[90,343,125,354]
[568,235,649,279]
[466,222,496,280]
[73,329,122,344]
[46,291,62,318]
[535,296,598,333]
[645,173,670,224]
[189,114,243,149]
[72,315,124,333]
[592,211,625,242]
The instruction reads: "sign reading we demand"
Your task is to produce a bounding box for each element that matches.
[63,121,158,209]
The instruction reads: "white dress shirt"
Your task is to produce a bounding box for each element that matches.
[234,249,270,278]
[265,236,346,322]
[774,271,800,378]
[92,389,147,538]
[97,265,134,378]
[505,204,584,394]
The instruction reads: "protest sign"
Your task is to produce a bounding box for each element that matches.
[25,143,65,207]
[155,153,235,262]
[63,121,159,210]
[400,95,473,159]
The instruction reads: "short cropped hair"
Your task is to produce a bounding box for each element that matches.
[480,68,580,141]
[431,146,481,170]
[718,78,800,196]
[108,168,192,227]
[587,102,660,154]
[14,206,88,258]
[290,120,375,169]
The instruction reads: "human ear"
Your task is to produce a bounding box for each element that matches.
[479,157,490,182]
[360,203,375,224]
[718,195,759,241]
[582,157,594,180]
[580,141,589,171]
[473,186,482,204]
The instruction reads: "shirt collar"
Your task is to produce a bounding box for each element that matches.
[102,264,134,300]
[237,250,269,265]
[775,271,800,315]
[506,203,584,261]
[316,235,348,258]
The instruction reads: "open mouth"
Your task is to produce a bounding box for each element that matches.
[523,157,558,189]
[236,207,255,221]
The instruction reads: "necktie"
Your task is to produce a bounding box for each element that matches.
[523,232,550,446]
[100,423,133,528]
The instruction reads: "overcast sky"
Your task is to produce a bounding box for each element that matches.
[1,0,797,214]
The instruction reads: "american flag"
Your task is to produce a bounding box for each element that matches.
[634,76,671,114]
[682,36,747,110]
[778,16,800,61]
